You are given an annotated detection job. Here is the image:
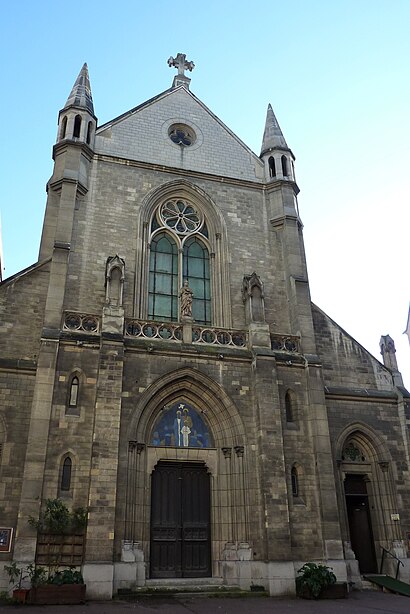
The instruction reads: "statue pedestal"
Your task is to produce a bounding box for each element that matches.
[248,322,271,348]
[181,317,193,344]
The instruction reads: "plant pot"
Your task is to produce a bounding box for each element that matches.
[29,583,86,605]
[12,588,30,603]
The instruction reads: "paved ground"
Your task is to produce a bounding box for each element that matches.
[1,591,410,614]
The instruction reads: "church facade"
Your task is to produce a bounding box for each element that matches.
[1,56,409,598]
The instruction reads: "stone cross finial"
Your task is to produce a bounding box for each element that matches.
[168,53,195,89]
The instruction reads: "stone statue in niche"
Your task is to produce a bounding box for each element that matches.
[105,255,125,308]
[179,280,193,319]
[242,272,265,323]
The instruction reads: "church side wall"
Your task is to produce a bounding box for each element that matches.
[277,364,325,560]
[0,371,34,551]
[0,262,50,360]
[312,304,393,390]
[40,342,99,509]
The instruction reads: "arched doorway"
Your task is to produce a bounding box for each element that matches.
[123,367,248,579]
[150,461,211,578]
[336,426,402,576]
[344,473,377,573]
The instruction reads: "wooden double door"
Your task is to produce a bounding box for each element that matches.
[150,461,211,578]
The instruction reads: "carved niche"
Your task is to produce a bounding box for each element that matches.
[242,272,265,324]
[105,255,125,308]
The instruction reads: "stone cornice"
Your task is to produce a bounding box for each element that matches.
[53,139,94,161]
[94,153,298,192]
[324,386,398,402]
[0,358,37,374]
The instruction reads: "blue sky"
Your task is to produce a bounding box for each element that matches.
[1,0,409,384]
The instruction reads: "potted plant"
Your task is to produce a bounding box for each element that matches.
[296,562,342,599]
[4,562,30,603]
[28,567,86,605]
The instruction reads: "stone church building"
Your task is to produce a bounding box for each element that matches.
[1,55,409,598]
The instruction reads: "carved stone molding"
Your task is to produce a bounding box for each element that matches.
[222,447,232,459]
[234,445,244,458]
[378,461,389,472]
[128,440,138,452]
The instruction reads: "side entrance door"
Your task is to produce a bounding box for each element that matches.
[345,474,378,573]
[150,461,211,578]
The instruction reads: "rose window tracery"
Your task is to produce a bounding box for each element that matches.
[159,199,202,235]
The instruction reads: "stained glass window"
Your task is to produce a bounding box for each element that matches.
[148,200,211,324]
[183,237,211,325]
[148,233,178,321]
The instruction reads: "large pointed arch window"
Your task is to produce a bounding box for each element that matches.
[149,199,211,325]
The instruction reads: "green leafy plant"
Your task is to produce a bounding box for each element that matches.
[48,569,84,585]
[26,564,48,587]
[296,562,336,598]
[4,562,28,589]
[28,498,88,534]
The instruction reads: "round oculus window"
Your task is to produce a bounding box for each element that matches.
[168,124,196,146]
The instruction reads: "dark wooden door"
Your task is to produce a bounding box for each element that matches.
[150,462,211,578]
[345,474,377,573]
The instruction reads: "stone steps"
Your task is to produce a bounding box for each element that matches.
[117,579,268,599]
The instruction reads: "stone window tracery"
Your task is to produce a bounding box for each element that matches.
[149,199,211,325]
[342,441,366,462]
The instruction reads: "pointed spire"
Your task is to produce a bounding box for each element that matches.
[260,104,288,156]
[63,63,94,115]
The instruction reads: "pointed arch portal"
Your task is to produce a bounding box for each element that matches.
[335,424,401,575]
[122,367,248,578]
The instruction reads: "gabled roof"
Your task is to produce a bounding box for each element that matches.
[96,85,262,165]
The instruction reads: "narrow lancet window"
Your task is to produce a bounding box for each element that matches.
[61,116,67,140]
[285,390,293,422]
[69,376,79,408]
[73,115,82,138]
[281,155,288,177]
[148,233,178,321]
[183,237,211,325]
[61,457,72,491]
[268,156,276,178]
[291,467,298,497]
[86,121,92,144]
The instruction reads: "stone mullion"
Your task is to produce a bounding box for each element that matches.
[84,340,124,562]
